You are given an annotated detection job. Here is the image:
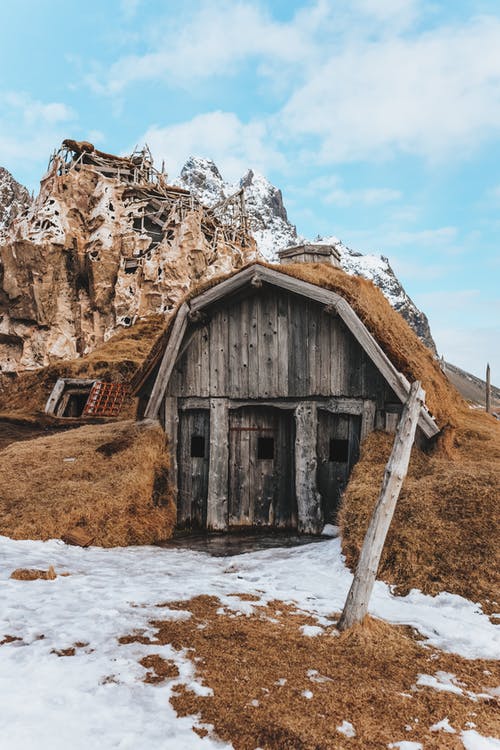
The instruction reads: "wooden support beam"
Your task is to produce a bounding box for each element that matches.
[164,396,179,508]
[486,363,491,414]
[295,401,323,533]
[144,303,190,419]
[206,398,229,530]
[338,381,424,631]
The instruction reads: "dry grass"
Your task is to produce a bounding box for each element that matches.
[0,315,165,419]
[339,407,500,606]
[139,654,180,684]
[122,595,500,749]
[0,419,176,546]
[10,565,56,581]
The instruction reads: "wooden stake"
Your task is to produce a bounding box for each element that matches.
[486,363,491,414]
[338,381,425,631]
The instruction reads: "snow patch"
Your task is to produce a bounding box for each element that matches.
[337,720,356,738]
[461,730,500,749]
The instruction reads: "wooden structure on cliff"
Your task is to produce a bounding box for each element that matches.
[133,263,438,535]
[45,140,251,255]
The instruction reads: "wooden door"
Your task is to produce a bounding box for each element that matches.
[228,407,296,528]
[317,411,361,523]
[177,409,210,530]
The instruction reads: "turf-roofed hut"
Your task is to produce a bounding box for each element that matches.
[132,258,441,535]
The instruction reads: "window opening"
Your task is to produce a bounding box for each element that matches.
[191,435,205,458]
[329,438,349,462]
[257,436,274,460]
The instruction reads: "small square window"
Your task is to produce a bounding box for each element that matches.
[329,438,349,462]
[191,435,205,458]
[257,436,274,459]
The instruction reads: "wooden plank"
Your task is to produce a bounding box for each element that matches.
[308,300,319,394]
[199,324,210,397]
[227,303,239,397]
[164,397,178,508]
[323,397,365,415]
[206,398,229,530]
[209,309,228,397]
[145,302,189,419]
[239,297,250,396]
[44,378,67,415]
[276,291,289,395]
[361,400,376,440]
[258,291,278,397]
[294,401,322,533]
[338,382,424,631]
[247,294,259,398]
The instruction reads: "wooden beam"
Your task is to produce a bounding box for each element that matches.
[486,363,491,414]
[144,303,190,419]
[44,378,67,415]
[164,396,179,508]
[338,381,424,631]
[295,402,323,533]
[206,398,229,530]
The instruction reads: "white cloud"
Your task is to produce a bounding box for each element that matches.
[91,3,500,166]
[0,92,76,168]
[140,111,285,181]
[281,16,500,162]
[91,1,325,94]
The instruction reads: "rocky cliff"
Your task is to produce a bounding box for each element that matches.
[0,143,255,371]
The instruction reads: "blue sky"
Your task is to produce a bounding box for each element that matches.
[1,0,499,380]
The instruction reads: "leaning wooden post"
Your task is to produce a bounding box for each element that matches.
[486,363,491,414]
[338,381,425,631]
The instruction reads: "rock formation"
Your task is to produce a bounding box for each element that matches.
[0,167,31,237]
[0,142,256,371]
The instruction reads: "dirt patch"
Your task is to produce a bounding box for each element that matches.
[0,420,176,546]
[51,641,89,657]
[122,595,499,749]
[139,654,179,684]
[10,565,57,581]
[339,408,500,606]
[0,635,22,646]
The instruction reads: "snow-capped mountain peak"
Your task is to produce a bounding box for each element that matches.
[0,167,31,237]
[175,156,226,207]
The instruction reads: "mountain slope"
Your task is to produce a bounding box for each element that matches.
[0,167,31,236]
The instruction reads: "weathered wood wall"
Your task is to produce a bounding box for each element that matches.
[167,288,396,404]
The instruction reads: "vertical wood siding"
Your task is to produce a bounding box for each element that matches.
[167,288,395,403]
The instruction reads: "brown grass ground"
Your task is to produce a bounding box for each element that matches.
[122,595,500,750]
[0,419,176,546]
[339,408,500,607]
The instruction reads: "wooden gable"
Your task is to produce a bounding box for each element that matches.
[142,265,439,438]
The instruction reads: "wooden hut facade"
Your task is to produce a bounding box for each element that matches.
[134,264,438,534]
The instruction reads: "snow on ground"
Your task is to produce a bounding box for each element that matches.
[1,535,499,749]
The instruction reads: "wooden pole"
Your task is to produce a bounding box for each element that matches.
[338,381,425,631]
[486,363,491,414]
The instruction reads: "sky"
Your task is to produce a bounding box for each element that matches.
[0,0,498,380]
